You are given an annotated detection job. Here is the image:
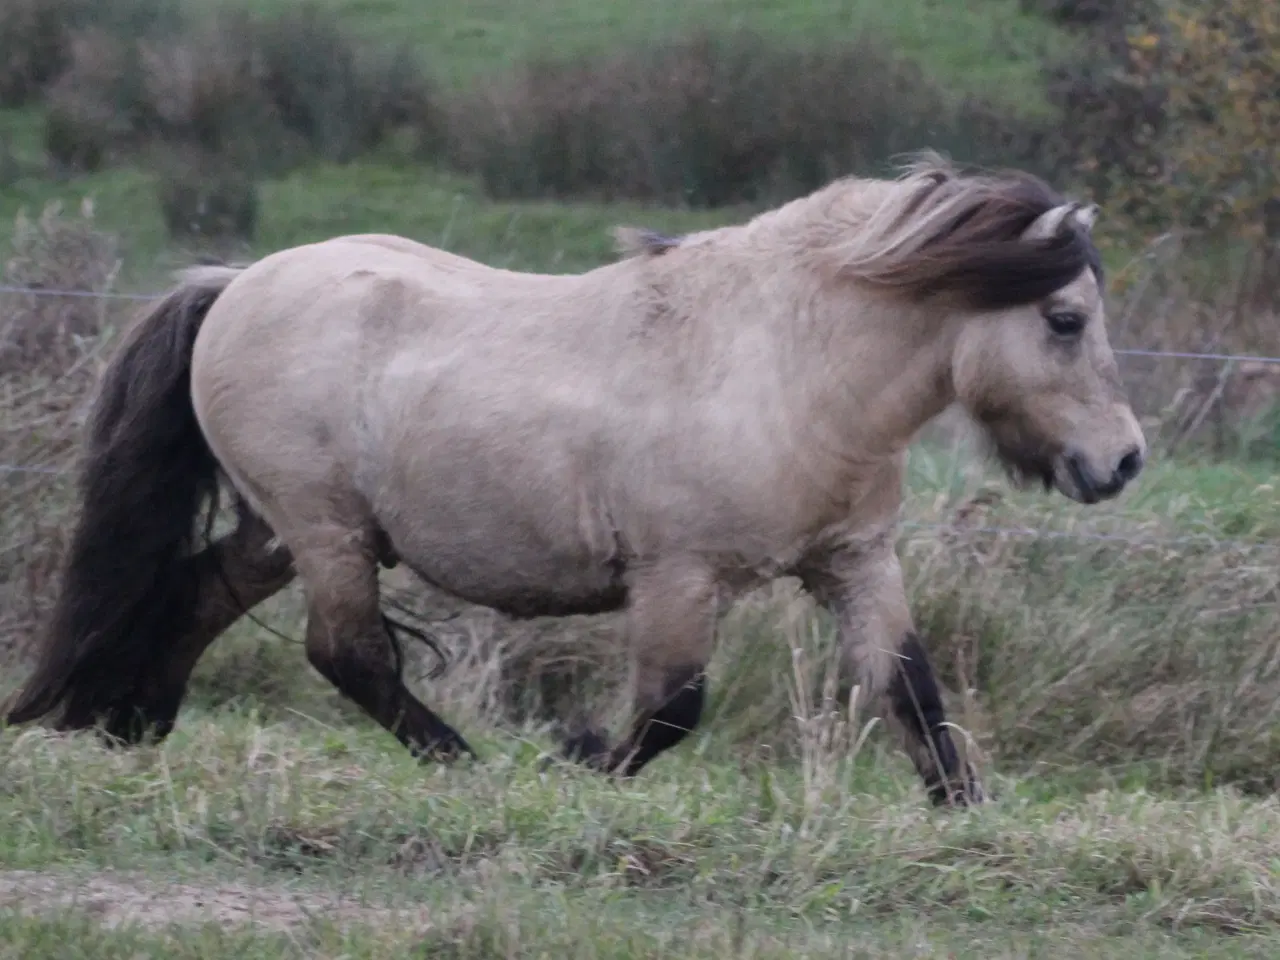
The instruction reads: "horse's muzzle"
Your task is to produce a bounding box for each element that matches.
[1059,445,1144,504]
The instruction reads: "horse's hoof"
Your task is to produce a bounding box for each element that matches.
[927,775,986,809]
[415,731,477,766]
[561,729,613,771]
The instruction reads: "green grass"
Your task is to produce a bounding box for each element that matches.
[0,156,742,288]
[905,441,1280,540]
[0,0,1081,288]
[244,0,1072,112]
[0,145,1156,296]
[0,5,1274,952]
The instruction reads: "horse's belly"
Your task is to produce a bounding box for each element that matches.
[399,546,626,619]
[379,502,627,620]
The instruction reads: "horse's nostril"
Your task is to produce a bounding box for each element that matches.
[1115,446,1144,483]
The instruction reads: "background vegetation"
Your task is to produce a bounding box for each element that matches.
[2,0,1279,955]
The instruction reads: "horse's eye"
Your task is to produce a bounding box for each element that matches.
[1045,310,1087,338]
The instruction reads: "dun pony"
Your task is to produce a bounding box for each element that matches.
[4,154,1144,807]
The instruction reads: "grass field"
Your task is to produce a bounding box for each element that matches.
[0,155,741,287]
[4,703,1280,958]
[3,0,1279,955]
[3,163,1279,957]
[225,0,1071,108]
[0,0,1076,286]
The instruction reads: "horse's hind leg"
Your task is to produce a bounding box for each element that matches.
[91,499,296,744]
[289,524,474,763]
[563,557,717,777]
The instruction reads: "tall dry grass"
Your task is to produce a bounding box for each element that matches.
[0,201,125,666]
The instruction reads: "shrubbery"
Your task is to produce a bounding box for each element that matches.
[155,150,260,244]
[7,0,1069,215]
[5,0,437,241]
[40,3,435,177]
[0,0,87,106]
[8,0,1274,240]
[438,30,1062,207]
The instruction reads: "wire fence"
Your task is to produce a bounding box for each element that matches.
[3,282,1278,557]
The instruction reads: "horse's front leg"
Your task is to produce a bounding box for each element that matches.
[562,556,718,777]
[799,535,984,808]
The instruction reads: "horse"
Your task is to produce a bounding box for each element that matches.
[3,154,1145,807]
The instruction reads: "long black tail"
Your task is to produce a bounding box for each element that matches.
[4,266,243,735]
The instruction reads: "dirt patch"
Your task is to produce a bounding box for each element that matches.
[0,868,432,932]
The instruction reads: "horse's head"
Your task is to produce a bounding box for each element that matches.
[946,200,1145,504]
[826,156,1145,504]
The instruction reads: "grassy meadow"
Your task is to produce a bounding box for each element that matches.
[243,0,1070,103]
[3,0,1280,956]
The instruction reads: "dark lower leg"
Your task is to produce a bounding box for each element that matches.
[302,549,474,765]
[311,631,475,763]
[561,558,716,778]
[887,633,982,806]
[95,508,296,744]
[565,665,706,777]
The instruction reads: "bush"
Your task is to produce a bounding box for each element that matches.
[40,2,436,176]
[0,0,180,108]
[440,30,1060,208]
[155,151,260,244]
[0,199,120,373]
[1128,0,1280,239]
[0,0,87,106]
[1018,0,1147,29]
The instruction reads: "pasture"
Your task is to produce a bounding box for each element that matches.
[241,0,1068,104]
[2,0,1280,956]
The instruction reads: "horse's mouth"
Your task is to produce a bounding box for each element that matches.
[989,437,1057,495]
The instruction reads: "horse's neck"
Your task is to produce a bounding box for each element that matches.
[654,237,957,458]
[788,289,958,461]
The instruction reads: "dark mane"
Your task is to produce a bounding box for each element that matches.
[835,158,1104,310]
[612,227,683,259]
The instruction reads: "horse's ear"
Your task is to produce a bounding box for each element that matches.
[1070,202,1099,233]
[1022,201,1097,242]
